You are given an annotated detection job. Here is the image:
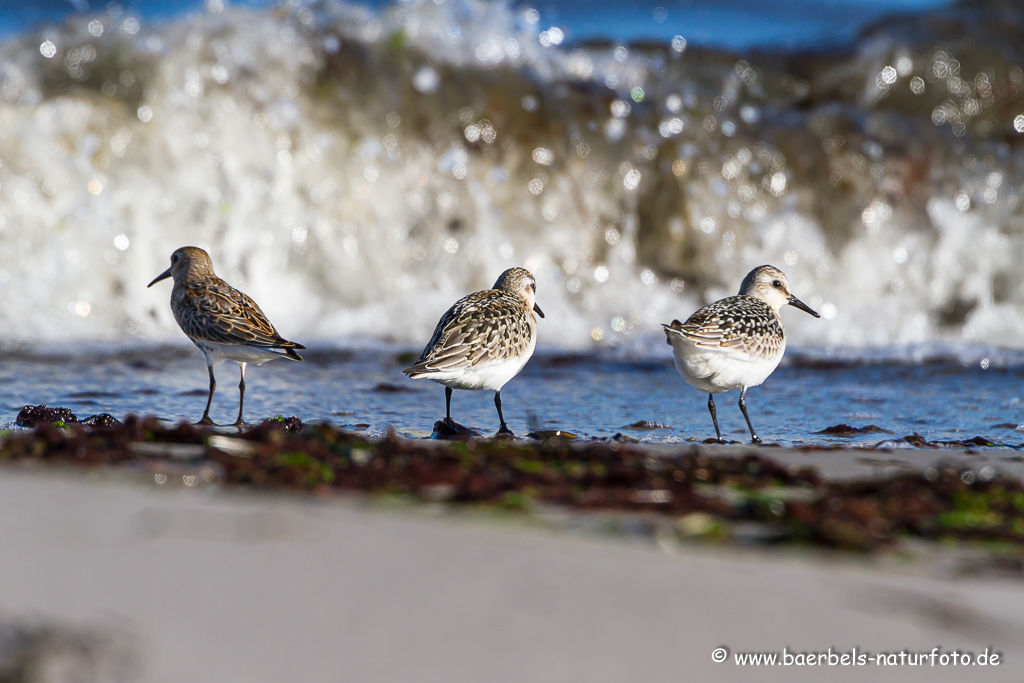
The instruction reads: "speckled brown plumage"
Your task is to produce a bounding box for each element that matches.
[664,295,784,360]
[148,245,305,426]
[402,267,542,434]
[661,265,819,443]
[172,277,304,359]
[404,288,537,375]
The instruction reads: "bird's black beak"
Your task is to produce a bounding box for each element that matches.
[788,295,820,318]
[148,268,172,288]
[533,303,545,319]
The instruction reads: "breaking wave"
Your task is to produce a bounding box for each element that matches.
[1,0,1023,359]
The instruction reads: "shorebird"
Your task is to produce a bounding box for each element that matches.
[662,265,819,443]
[148,246,305,426]
[403,268,544,435]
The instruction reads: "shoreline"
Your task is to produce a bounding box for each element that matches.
[2,407,1023,680]
[6,406,1024,554]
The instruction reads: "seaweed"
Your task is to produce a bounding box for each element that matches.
[3,408,1024,551]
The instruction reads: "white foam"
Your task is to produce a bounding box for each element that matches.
[0,1,1020,363]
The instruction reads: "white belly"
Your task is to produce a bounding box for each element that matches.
[194,340,289,366]
[423,338,536,392]
[668,334,783,394]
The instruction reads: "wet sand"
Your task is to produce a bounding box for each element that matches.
[1,467,1022,682]
[0,413,1023,680]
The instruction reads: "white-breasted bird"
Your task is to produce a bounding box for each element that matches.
[662,265,819,443]
[403,268,543,435]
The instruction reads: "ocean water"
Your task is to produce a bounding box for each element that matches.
[3,348,1024,449]
[1,0,1024,447]
[0,0,955,49]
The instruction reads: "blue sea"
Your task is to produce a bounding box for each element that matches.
[2,0,953,49]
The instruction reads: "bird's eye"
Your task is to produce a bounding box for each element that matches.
[171,255,178,263]
[772,280,782,289]
[530,283,536,292]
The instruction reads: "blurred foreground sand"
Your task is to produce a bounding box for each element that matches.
[0,466,1021,682]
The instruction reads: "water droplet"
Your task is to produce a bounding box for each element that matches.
[412,66,440,94]
[70,301,91,317]
[623,169,641,190]
[532,147,554,165]
[739,105,760,124]
[539,26,563,47]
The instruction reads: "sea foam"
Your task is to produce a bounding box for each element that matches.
[0,0,1022,360]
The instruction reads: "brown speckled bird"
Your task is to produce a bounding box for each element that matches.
[148,246,305,426]
[403,267,544,435]
[662,265,819,443]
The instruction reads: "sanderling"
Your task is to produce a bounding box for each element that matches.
[148,246,305,426]
[403,268,544,435]
[662,265,819,443]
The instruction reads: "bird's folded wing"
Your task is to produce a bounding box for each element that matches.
[404,292,532,374]
[178,280,298,349]
[664,296,783,357]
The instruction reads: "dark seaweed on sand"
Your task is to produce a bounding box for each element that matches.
[4,408,1024,552]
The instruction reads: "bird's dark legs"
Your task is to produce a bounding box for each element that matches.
[197,362,216,426]
[444,386,453,428]
[494,391,513,435]
[707,393,723,443]
[738,387,761,443]
[233,362,248,427]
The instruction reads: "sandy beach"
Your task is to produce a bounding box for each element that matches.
[0,439,1021,682]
